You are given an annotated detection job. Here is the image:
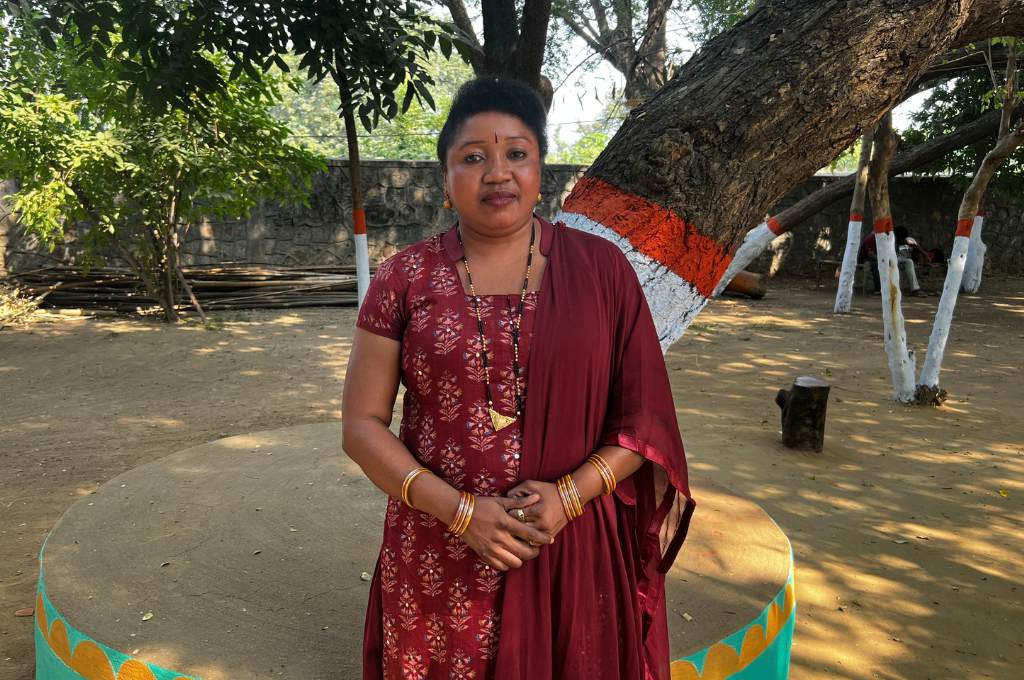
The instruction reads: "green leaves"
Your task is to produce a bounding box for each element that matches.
[5,1,463,131]
[0,25,325,299]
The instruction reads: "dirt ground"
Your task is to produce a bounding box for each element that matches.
[2,276,1022,680]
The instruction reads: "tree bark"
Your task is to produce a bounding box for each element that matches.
[834,127,876,313]
[557,0,1024,349]
[869,113,916,403]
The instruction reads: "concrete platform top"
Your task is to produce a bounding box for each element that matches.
[40,422,791,679]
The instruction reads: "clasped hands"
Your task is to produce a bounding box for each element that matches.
[459,479,571,573]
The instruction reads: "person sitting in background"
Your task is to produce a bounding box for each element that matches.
[857,226,925,296]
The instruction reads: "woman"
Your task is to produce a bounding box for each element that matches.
[342,77,695,679]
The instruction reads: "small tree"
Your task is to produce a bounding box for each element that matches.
[0,24,325,322]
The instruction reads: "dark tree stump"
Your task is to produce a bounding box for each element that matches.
[775,377,830,452]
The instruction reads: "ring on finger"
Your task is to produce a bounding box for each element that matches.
[514,508,527,522]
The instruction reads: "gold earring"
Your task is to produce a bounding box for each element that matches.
[443,195,452,209]
[536,193,543,202]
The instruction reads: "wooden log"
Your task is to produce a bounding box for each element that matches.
[725,270,767,299]
[775,376,830,452]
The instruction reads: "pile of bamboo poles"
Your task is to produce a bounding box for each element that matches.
[6,263,366,311]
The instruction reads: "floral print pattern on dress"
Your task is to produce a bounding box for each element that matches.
[356,232,540,679]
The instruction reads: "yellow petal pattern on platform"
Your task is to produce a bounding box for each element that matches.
[670,580,795,680]
[37,590,192,680]
[70,641,114,680]
[116,659,158,680]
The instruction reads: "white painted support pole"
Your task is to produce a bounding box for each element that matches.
[961,213,986,294]
[354,209,370,308]
[874,227,917,402]
[834,214,864,313]
[712,218,783,298]
[919,220,973,390]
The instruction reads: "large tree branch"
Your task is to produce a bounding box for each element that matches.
[559,12,610,60]
[443,0,484,72]
[774,105,1024,231]
[513,0,554,91]
[482,0,519,73]
[589,0,610,36]
[997,37,1017,138]
[585,0,1024,254]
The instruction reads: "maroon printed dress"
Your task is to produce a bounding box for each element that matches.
[356,225,540,679]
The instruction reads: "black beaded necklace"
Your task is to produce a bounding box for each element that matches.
[456,221,535,431]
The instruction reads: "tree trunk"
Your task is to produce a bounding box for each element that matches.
[152,225,178,323]
[961,211,987,293]
[869,113,916,402]
[556,0,1024,349]
[917,36,1022,404]
[336,71,370,308]
[834,127,876,313]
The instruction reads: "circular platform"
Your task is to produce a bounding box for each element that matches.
[35,422,794,680]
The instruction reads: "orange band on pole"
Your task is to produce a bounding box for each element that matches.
[955,219,973,238]
[873,217,893,234]
[766,216,785,236]
[849,212,864,222]
[353,208,367,235]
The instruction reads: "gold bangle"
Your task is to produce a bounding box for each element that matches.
[566,474,585,517]
[448,492,468,535]
[401,467,430,509]
[557,475,584,520]
[587,454,616,495]
[556,477,574,521]
[448,491,475,536]
[586,457,611,495]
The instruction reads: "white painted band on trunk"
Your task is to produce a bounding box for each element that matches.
[919,234,971,389]
[875,231,917,402]
[834,220,864,313]
[355,233,370,308]
[556,210,709,352]
[961,215,985,294]
[712,222,776,298]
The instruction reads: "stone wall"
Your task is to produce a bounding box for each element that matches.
[2,161,1021,277]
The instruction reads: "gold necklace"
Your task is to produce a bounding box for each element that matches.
[457,222,535,431]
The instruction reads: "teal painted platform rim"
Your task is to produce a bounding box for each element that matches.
[34,532,199,680]
[670,542,796,679]
[36,513,795,679]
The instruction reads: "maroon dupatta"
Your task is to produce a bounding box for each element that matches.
[493,217,696,679]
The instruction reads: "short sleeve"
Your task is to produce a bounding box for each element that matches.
[356,255,408,341]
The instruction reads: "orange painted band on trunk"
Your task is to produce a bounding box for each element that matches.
[353,208,367,235]
[563,176,730,297]
[873,217,893,234]
[766,216,786,236]
[955,219,973,238]
[976,209,986,217]
[849,212,864,222]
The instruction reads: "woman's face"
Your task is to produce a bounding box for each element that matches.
[443,111,542,238]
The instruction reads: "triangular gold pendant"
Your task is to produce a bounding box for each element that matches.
[488,408,516,431]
